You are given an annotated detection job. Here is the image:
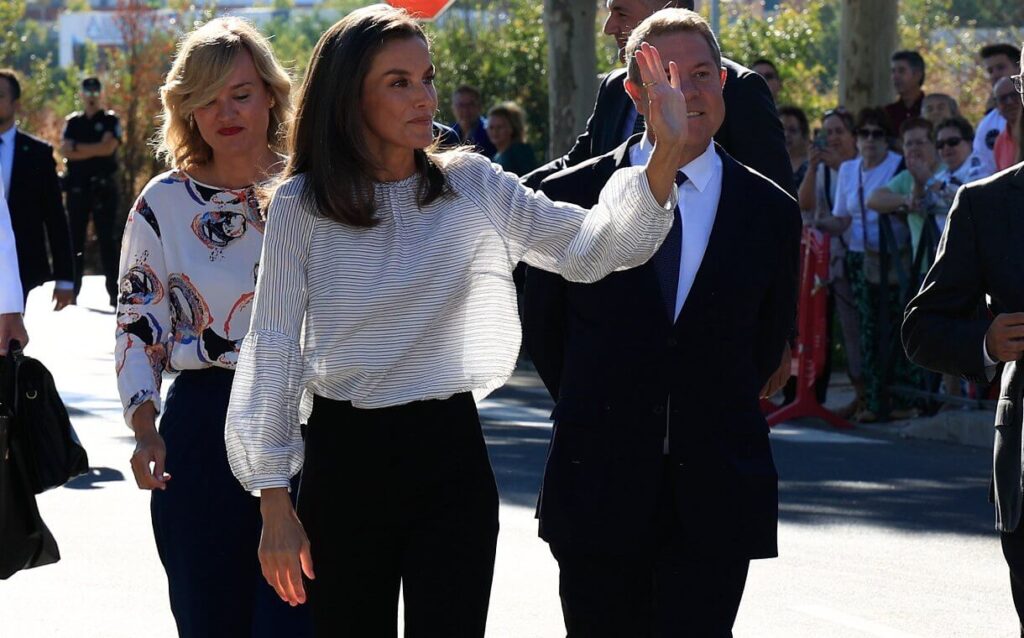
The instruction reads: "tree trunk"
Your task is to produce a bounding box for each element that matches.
[839,0,899,115]
[543,0,597,159]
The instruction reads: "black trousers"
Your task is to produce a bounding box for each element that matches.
[551,461,750,638]
[152,368,312,638]
[298,393,499,637]
[1001,522,1024,637]
[67,177,119,303]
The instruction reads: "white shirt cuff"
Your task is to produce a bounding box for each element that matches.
[983,336,999,381]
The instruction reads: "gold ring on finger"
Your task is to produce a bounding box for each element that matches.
[641,81,658,88]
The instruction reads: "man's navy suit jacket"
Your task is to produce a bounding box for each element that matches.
[523,61,795,196]
[7,131,74,291]
[523,139,801,560]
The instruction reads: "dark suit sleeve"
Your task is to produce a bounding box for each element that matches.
[522,264,567,401]
[39,146,75,283]
[521,75,613,190]
[902,186,992,383]
[520,170,595,400]
[755,195,802,385]
[719,66,795,196]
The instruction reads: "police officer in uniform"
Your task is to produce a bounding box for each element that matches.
[61,77,121,306]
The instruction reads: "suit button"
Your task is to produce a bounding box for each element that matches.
[653,405,664,415]
[667,337,678,347]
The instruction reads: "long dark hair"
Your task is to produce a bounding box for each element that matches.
[284,5,448,227]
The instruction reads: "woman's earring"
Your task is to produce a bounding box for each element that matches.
[269,96,275,109]
[188,112,195,128]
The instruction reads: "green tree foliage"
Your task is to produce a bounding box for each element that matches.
[715,0,841,124]
[426,0,550,157]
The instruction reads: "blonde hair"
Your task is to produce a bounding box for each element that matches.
[487,102,528,143]
[156,17,292,168]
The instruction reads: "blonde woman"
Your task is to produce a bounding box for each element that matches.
[486,102,537,176]
[114,18,311,637]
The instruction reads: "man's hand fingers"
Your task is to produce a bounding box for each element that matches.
[996,313,1024,327]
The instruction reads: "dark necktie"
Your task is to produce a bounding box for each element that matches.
[631,112,645,138]
[651,172,688,321]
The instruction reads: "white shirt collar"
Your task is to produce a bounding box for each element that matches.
[632,135,717,193]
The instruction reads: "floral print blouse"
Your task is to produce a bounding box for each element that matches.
[115,169,264,427]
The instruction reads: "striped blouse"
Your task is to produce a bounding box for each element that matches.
[225,152,674,492]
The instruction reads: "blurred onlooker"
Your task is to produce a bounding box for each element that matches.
[798,107,860,415]
[751,58,781,102]
[927,116,995,219]
[831,107,914,421]
[61,76,122,307]
[974,43,1022,168]
[868,117,961,404]
[868,118,943,265]
[0,68,75,311]
[450,85,496,158]
[921,93,959,127]
[486,102,537,177]
[884,50,926,134]
[778,105,809,186]
[993,76,1022,171]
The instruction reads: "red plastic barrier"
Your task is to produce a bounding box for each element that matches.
[767,228,852,429]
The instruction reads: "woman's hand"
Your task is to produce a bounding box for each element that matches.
[259,488,315,606]
[130,403,170,490]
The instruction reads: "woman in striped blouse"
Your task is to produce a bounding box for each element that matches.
[115,18,310,637]
[225,5,692,635]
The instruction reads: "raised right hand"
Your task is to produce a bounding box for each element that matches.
[985,313,1024,363]
[259,488,315,606]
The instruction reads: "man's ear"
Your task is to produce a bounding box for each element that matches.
[719,67,727,89]
[624,77,645,115]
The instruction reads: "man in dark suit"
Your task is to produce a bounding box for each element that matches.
[903,51,1024,635]
[522,0,795,384]
[524,10,801,636]
[0,69,74,310]
[523,0,792,195]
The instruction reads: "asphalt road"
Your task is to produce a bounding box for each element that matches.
[0,279,1015,637]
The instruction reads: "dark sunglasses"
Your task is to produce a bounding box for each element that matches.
[857,128,886,140]
[997,91,1021,106]
[935,137,965,149]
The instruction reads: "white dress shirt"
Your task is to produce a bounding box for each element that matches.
[630,136,723,319]
[0,126,14,199]
[225,152,676,492]
[0,161,23,313]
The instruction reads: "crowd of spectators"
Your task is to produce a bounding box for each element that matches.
[767,42,1024,421]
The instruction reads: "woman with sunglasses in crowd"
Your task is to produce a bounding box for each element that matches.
[223,5,687,635]
[828,107,915,422]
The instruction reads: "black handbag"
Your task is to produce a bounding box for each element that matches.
[2,341,89,493]
[0,373,60,579]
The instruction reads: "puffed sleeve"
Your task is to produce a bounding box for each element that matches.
[225,177,315,493]
[453,153,675,283]
[115,193,172,428]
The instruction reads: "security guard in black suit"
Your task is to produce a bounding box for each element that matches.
[61,77,121,306]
